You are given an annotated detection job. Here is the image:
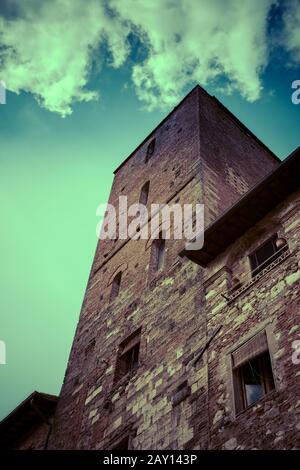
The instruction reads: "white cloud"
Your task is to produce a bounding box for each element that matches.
[0,0,278,115]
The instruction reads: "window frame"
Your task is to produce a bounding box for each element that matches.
[109,429,137,450]
[118,342,140,374]
[114,329,141,384]
[249,235,286,278]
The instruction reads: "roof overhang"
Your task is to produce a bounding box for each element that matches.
[181,146,300,267]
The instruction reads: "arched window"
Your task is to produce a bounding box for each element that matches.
[139,181,150,206]
[145,138,155,163]
[110,271,122,301]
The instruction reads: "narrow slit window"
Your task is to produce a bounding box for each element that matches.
[139,181,150,206]
[145,139,155,163]
[85,339,95,358]
[111,435,130,451]
[110,272,122,301]
[114,329,141,383]
[151,234,166,272]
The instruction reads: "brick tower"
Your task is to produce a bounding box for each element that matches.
[49,85,280,449]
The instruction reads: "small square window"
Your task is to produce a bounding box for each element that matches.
[114,329,141,383]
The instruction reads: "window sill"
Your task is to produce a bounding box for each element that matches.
[227,249,291,303]
[234,389,277,420]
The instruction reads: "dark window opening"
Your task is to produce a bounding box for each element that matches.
[145,139,155,162]
[114,329,141,383]
[111,435,130,450]
[249,236,288,277]
[110,272,122,301]
[139,181,150,206]
[232,332,275,414]
[173,380,191,406]
[157,239,165,271]
[151,233,166,273]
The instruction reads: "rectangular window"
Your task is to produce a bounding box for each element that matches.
[114,329,141,383]
[249,236,287,277]
[232,331,275,414]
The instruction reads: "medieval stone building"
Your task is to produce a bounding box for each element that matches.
[7,85,299,450]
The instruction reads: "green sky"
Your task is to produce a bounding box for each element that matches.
[0,0,300,420]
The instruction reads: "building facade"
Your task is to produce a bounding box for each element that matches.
[48,85,299,449]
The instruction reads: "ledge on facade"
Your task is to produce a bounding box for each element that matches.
[180,146,300,267]
[225,248,291,303]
